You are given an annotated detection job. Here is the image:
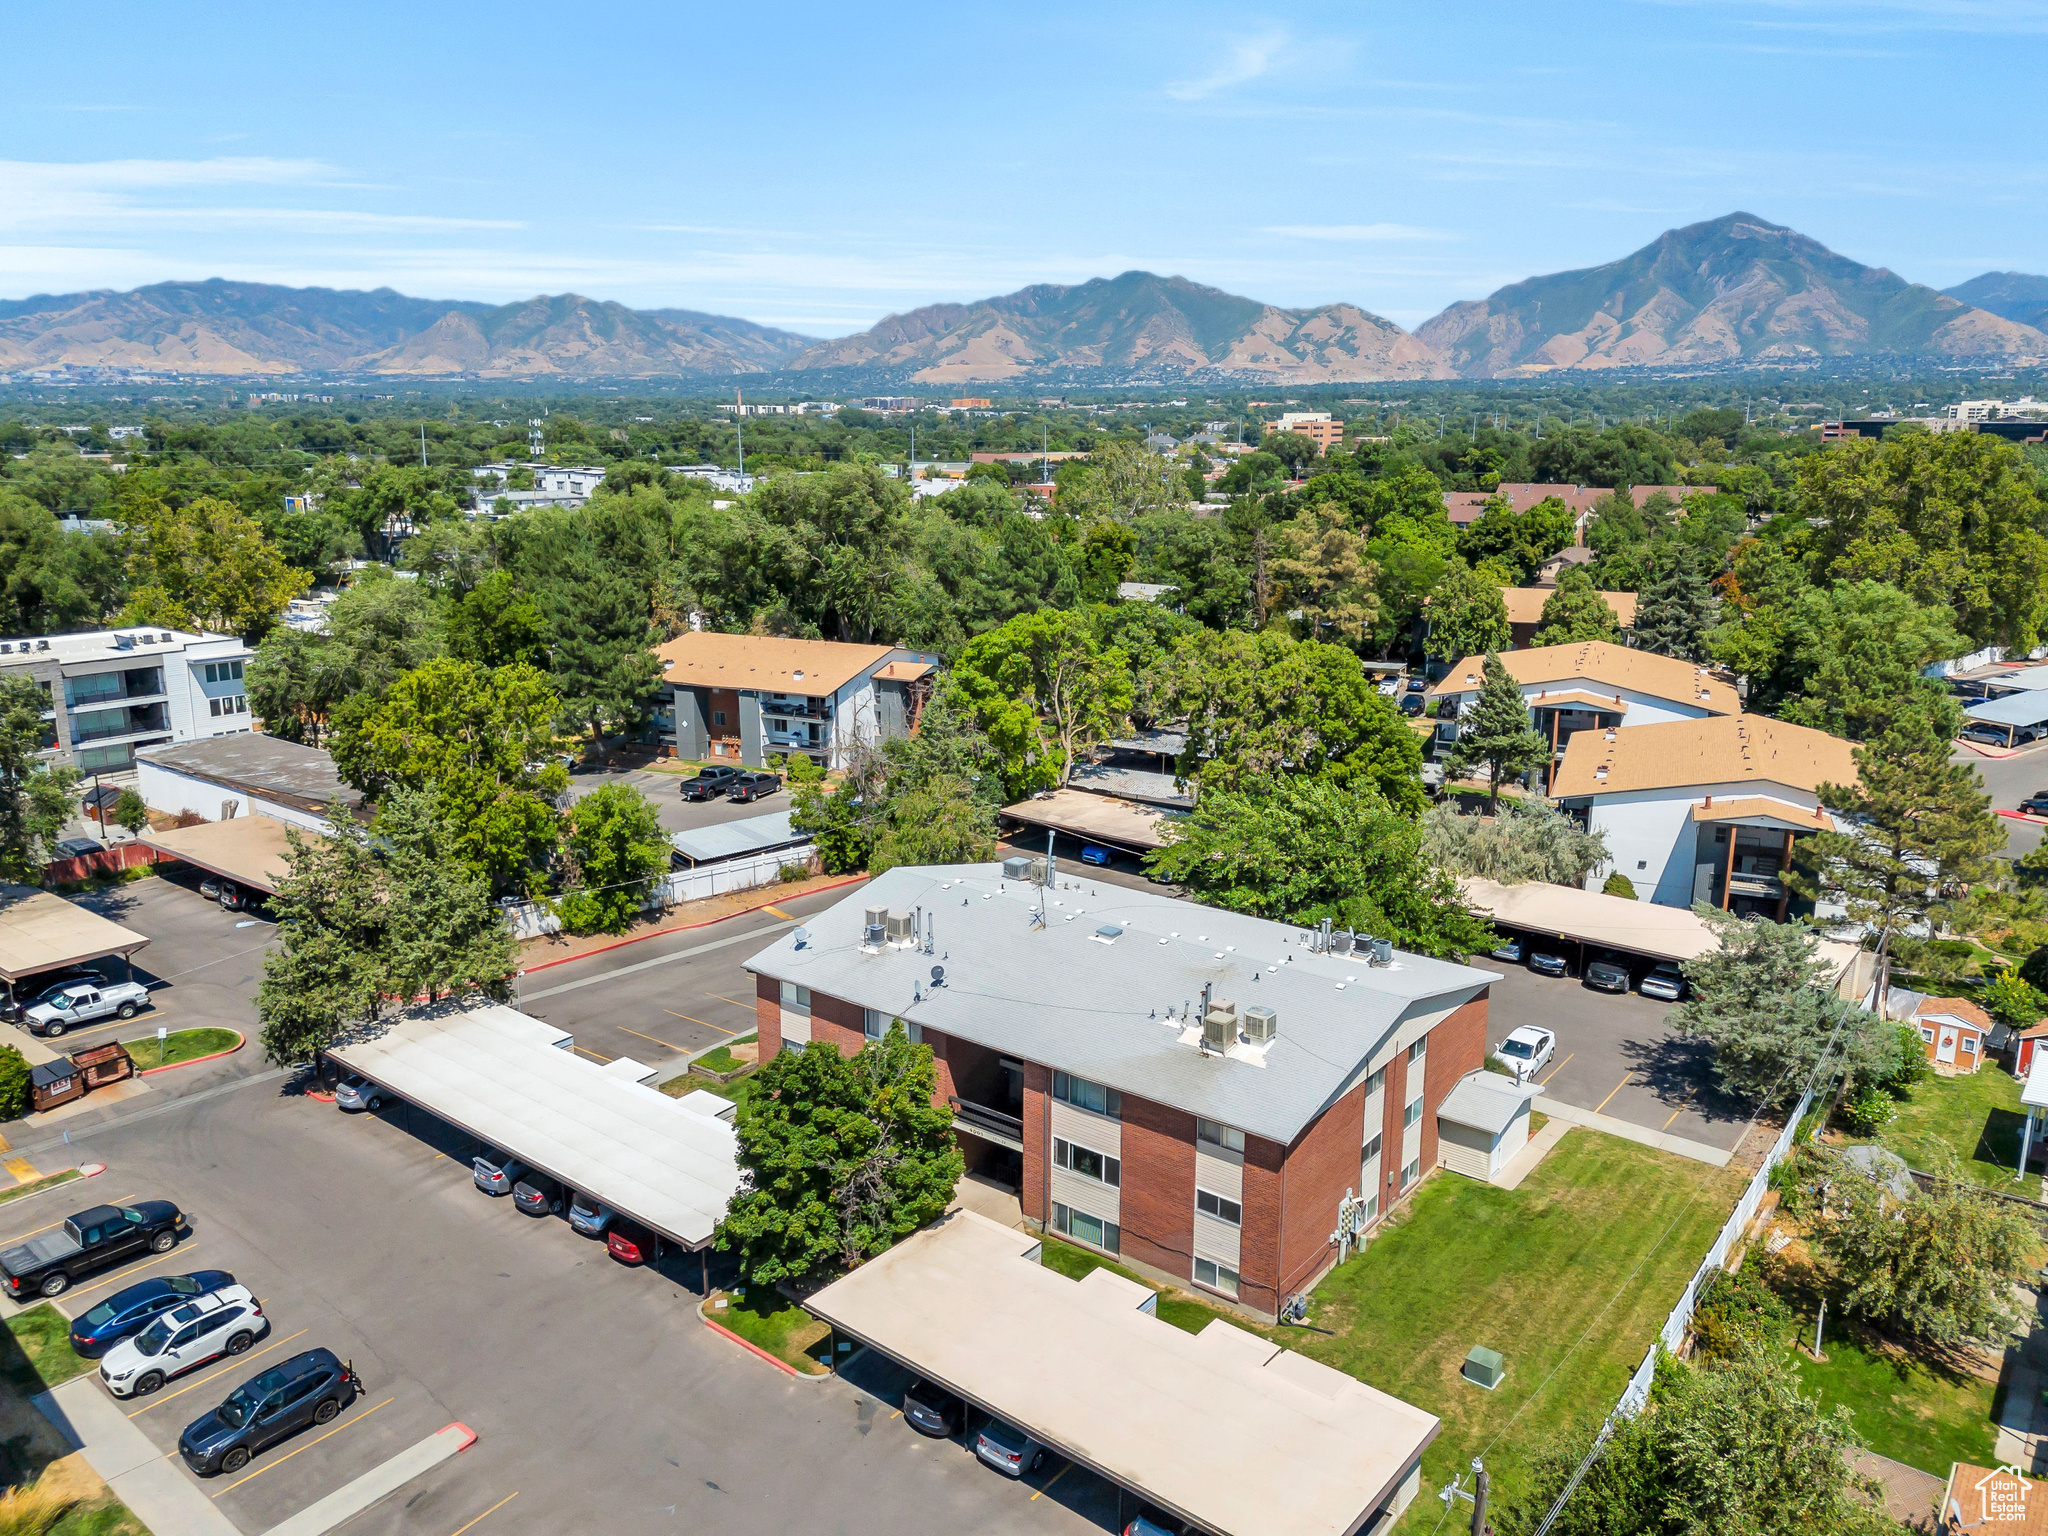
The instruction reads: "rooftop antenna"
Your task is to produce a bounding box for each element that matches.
[528,418,544,462]
[735,388,744,475]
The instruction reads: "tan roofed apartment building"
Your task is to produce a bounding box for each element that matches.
[1499,586,1637,647]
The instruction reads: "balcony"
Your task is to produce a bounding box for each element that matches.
[70,704,168,745]
[66,667,165,711]
[949,1097,1024,1152]
[760,697,830,722]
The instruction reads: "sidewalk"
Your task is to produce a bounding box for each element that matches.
[36,1374,241,1536]
[1536,1099,1735,1168]
[515,872,866,972]
[1491,1117,1570,1191]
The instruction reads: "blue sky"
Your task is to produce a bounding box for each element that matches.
[5,0,2045,335]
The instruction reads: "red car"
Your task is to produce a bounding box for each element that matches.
[606,1222,667,1266]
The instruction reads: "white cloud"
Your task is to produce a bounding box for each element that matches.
[1264,223,1451,242]
[1165,32,1289,101]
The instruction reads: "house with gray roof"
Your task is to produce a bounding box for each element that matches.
[744,862,1499,1321]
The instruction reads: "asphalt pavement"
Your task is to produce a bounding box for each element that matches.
[563,764,791,840]
[1961,738,2048,862]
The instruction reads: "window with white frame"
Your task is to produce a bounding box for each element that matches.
[1404,1093,1423,1128]
[1052,1203,1119,1254]
[1400,1156,1421,1190]
[1962,1037,1977,1053]
[208,695,247,717]
[1919,1028,1935,1042]
[1361,1132,1382,1166]
[1193,1257,1240,1298]
[1407,1037,1427,1065]
[863,1008,919,1044]
[1053,1138,1120,1187]
[1196,1118,1244,1153]
[1362,1065,1386,1098]
[1195,1188,1241,1225]
[201,660,245,685]
[780,981,810,1012]
[1053,1072,1120,1118]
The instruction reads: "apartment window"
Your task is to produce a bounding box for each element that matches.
[1196,1118,1244,1153]
[1192,1257,1240,1299]
[1361,1133,1382,1166]
[201,660,245,684]
[862,1007,919,1044]
[1400,1157,1421,1191]
[208,695,247,718]
[1361,1193,1380,1224]
[1051,1203,1119,1255]
[1195,1188,1241,1226]
[712,710,727,728]
[66,673,122,708]
[1404,1094,1423,1129]
[1052,1072,1120,1119]
[1362,1066,1387,1099]
[779,981,810,1012]
[1407,1037,1427,1065]
[1053,1138,1120,1188]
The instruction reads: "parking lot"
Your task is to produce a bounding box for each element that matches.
[5,1074,1119,1536]
[564,764,791,841]
[1964,737,2048,861]
[1481,957,1751,1154]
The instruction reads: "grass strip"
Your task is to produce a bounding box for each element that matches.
[119,1027,242,1070]
[4,1303,92,1393]
[0,1167,81,1209]
[706,1289,831,1374]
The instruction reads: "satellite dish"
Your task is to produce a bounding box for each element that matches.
[931,965,946,986]
[793,927,810,949]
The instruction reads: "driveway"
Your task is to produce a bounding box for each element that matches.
[1960,739,2048,862]
[1482,964,1752,1154]
[564,765,792,839]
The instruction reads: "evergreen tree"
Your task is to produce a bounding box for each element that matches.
[1532,568,1624,647]
[256,819,388,1066]
[1444,652,1548,814]
[1793,697,2002,1000]
[0,674,76,882]
[1634,543,1717,661]
[375,788,517,1003]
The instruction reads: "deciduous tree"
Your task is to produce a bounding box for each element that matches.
[1426,562,1512,660]
[0,675,76,882]
[948,610,1132,798]
[1421,798,1610,887]
[118,495,308,639]
[1533,568,1624,647]
[557,782,671,934]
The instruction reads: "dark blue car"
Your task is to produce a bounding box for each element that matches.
[69,1271,236,1359]
[180,1349,358,1476]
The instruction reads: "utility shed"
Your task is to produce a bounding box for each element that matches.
[1436,1072,1541,1181]
[804,1211,1437,1536]
[327,1002,740,1250]
[0,883,149,992]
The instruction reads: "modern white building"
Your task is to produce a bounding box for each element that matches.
[1549,713,1858,918]
[470,462,608,514]
[665,464,756,495]
[0,626,256,776]
[1427,640,1740,791]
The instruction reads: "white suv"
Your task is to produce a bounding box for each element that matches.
[98,1285,265,1397]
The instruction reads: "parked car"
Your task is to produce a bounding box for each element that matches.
[1079,844,1112,867]
[53,837,105,859]
[23,980,150,1038]
[69,1271,238,1358]
[1125,1515,1181,1536]
[606,1220,665,1266]
[179,1348,358,1476]
[1490,935,1525,963]
[904,1376,964,1438]
[678,766,744,801]
[196,876,246,910]
[1495,1025,1556,1081]
[975,1418,1047,1477]
[1400,694,1426,717]
[99,1284,265,1398]
[1962,721,2034,747]
[472,1150,530,1196]
[1,1201,181,1300]
[725,771,781,804]
[1,966,104,1023]
[568,1192,614,1237]
[1376,677,1400,696]
[332,1075,385,1113]
[1527,948,1570,978]
[1406,676,1428,694]
[513,1174,566,1216]
[2022,790,2048,816]
[1639,962,1688,1002]
[1583,955,1631,993]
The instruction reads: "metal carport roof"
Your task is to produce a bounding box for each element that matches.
[136,815,312,897]
[1967,691,2048,727]
[0,883,149,984]
[668,810,807,865]
[328,1002,741,1250]
[804,1211,1437,1536]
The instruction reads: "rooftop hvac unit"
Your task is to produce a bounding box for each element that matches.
[1330,931,1354,956]
[35,640,47,651]
[1202,1008,1235,1053]
[862,905,888,946]
[885,910,916,946]
[1242,1004,1277,1044]
[1371,938,1394,967]
[1001,855,1035,881]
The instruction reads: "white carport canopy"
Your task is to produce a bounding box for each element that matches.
[329,1003,740,1250]
[804,1211,1437,1536]
[0,882,149,984]
[137,815,310,897]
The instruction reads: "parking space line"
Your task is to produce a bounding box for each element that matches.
[760,906,795,920]
[0,1195,137,1250]
[446,1491,518,1536]
[1660,1089,1697,1131]
[1535,1052,1574,1086]
[1030,1462,1073,1501]
[704,994,754,1010]
[211,1395,395,1496]
[5,1157,38,1183]
[619,1026,686,1052]
[65,1245,198,1300]
[1592,1073,1634,1115]
[129,1328,310,1417]
[662,1010,735,1035]
[568,1044,612,1064]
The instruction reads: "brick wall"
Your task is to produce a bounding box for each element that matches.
[1020,1063,1049,1223]
[754,974,780,1061]
[924,1029,959,1107]
[1275,1083,1368,1303]
[1238,1132,1285,1318]
[808,991,865,1053]
[1116,1093,1196,1285]
[1422,992,1489,1174]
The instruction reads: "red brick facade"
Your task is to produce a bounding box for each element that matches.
[1019,1063,1049,1222]
[808,992,866,1053]
[1117,1095,1198,1285]
[1275,1082,1368,1305]
[754,974,780,1061]
[1238,1133,1285,1317]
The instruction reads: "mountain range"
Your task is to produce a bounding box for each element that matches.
[4,215,2045,383]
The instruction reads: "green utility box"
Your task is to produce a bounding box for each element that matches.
[1462,1345,1506,1390]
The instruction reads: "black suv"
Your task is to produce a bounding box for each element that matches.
[726,771,781,804]
[678,765,743,801]
[180,1348,359,1476]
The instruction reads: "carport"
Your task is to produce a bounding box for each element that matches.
[137,814,312,898]
[1964,690,2048,748]
[327,1003,741,1272]
[999,787,1176,854]
[668,809,810,869]
[0,882,151,1003]
[803,1210,1437,1536]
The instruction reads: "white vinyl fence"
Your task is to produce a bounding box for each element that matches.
[500,843,818,940]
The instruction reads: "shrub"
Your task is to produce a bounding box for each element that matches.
[0,1472,77,1536]
[1839,1084,1897,1136]
[1692,1258,1793,1362]
[1602,871,1638,899]
[0,1045,28,1121]
[1984,968,2048,1027]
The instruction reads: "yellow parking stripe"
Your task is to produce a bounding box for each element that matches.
[704,994,754,1011]
[1592,1073,1634,1115]
[446,1492,519,1536]
[760,906,795,920]
[663,1010,735,1036]
[211,1395,395,1496]
[618,1026,685,1053]
[5,1158,39,1184]
[1031,1462,1073,1501]
[1535,1051,1574,1086]
[0,1194,140,1252]
[129,1329,309,1417]
[568,1044,612,1064]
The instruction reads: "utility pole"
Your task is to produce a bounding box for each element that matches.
[419,423,428,468]
[735,388,744,475]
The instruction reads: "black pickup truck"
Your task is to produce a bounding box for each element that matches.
[0,1201,182,1299]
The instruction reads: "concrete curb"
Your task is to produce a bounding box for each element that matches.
[36,1375,241,1536]
[136,1032,245,1077]
[260,1420,477,1536]
[696,1298,829,1381]
[520,875,869,976]
[1997,808,2048,825]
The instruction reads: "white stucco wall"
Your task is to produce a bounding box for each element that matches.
[135,761,334,832]
[1440,676,1720,729]
[1582,781,1826,907]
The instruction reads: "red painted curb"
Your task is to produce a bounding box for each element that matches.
[520,876,870,975]
[1997,808,2048,824]
[307,1090,336,1103]
[78,1163,105,1178]
[441,1422,479,1451]
[136,1032,245,1077]
[701,1312,802,1375]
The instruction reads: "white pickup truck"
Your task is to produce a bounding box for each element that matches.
[24,981,151,1039]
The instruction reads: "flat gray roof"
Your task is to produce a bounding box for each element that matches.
[0,884,150,983]
[805,1211,1436,1536]
[1967,691,2048,727]
[668,810,806,864]
[1437,1071,1541,1136]
[140,736,363,817]
[329,1003,740,1248]
[1066,762,1193,810]
[744,864,1497,1144]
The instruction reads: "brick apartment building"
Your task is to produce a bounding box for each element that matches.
[746,863,1498,1322]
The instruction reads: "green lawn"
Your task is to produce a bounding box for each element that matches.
[1289,1129,1737,1524]
[1035,1236,1262,1339]
[692,1034,758,1076]
[119,1027,241,1071]
[1863,1066,2039,1196]
[707,1288,831,1374]
[3,1304,91,1393]
[51,1496,152,1536]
